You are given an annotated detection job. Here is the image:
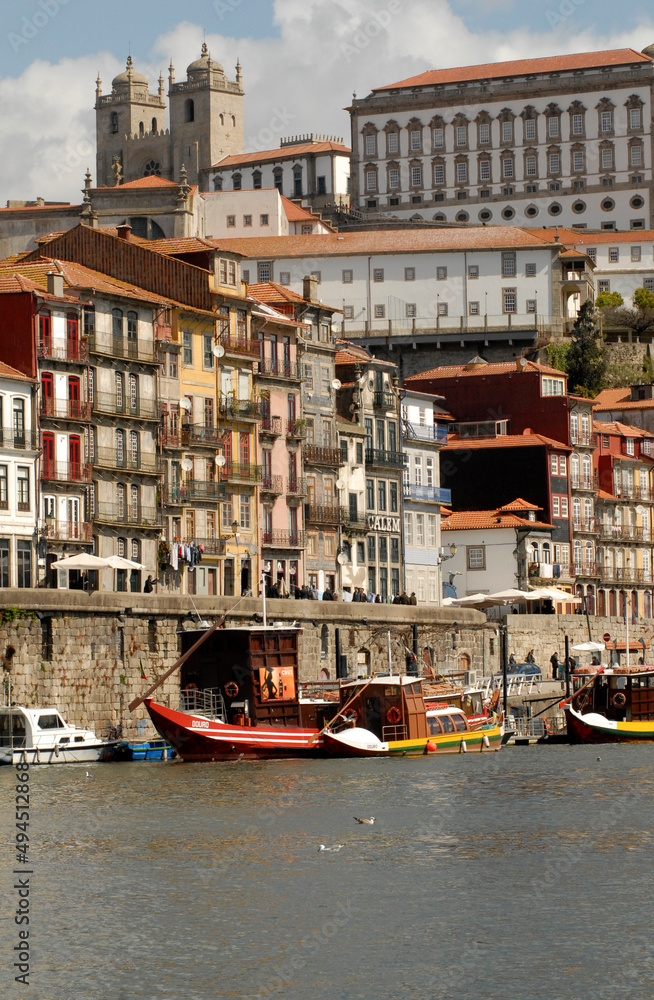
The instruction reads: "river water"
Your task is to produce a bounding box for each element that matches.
[1,744,654,1000]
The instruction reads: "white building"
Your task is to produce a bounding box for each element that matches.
[441,500,554,598]
[348,47,654,231]
[203,135,351,213]
[202,189,332,240]
[0,363,38,589]
[401,389,450,604]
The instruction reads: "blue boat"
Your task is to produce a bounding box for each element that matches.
[103,738,177,762]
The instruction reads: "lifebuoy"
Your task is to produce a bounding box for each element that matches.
[577,693,589,709]
[225,681,239,698]
[612,691,627,708]
[184,682,198,692]
[342,707,358,723]
[386,706,402,725]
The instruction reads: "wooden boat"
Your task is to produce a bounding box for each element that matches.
[144,626,333,761]
[323,676,502,757]
[102,738,177,761]
[565,665,654,743]
[0,705,115,765]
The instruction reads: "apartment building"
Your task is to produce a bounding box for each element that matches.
[349,48,654,230]
[0,359,38,589]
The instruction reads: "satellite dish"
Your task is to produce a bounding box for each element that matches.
[215,455,226,467]
[519,357,528,368]
[336,479,345,490]
[336,552,347,565]
[332,378,342,390]
[213,345,225,358]
[181,458,193,472]
[180,398,192,412]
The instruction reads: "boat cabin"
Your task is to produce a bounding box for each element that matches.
[0,707,90,751]
[338,676,429,742]
[179,625,334,729]
[426,707,472,736]
[572,667,654,722]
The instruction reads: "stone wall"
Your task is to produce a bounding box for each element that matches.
[0,590,488,738]
[503,612,649,670]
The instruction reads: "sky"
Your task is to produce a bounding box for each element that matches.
[2,0,654,203]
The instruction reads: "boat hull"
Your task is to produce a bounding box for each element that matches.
[0,742,114,766]
[566,706,654,744]
[144,699,324,761]
[324,724,502,758]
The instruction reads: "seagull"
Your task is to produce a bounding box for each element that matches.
[85,771,92,778]
[354,816,375,825]
[318,844,344,852]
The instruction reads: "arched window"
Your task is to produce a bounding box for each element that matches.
[185,99,195,123]
[139,121,144,136]
[253,171,262,189]
[582,454,592,486]
[151,117,157,133]
[143,160,161,177]
[231,115,236,127]
[219,113,224,125]
[213,175,223,191]
[232,173,242,191]
[112,308,123,340]
[570,412,578,442]
[320,624,328,660]
[117,483,126,519]
[110,112,119,134]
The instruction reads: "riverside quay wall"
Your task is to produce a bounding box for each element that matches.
[0,591,487,738]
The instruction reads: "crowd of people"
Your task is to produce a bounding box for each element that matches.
[259,583,420,604]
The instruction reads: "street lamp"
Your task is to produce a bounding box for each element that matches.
[437,543,458,602]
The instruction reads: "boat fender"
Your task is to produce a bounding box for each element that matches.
[225,682,239,698]
[54,743,59,757]
[425,741,438,753]
[460,740,467,754]
[386,706,401,725]
[482,734,490,749]
[612,691,627,708]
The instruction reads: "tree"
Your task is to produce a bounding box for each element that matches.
[599,287,654,337]
[546,340,570,373]
[595,290,624,309]
[633,287,654,311]
[565,301,606,397]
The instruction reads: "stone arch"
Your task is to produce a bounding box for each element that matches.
[185,98,195,123]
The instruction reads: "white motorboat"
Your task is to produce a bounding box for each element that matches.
[0,705,115,765]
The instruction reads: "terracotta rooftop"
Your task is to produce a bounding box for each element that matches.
[0,270,81,305]
[595,419,654,438]
[374,48,650,91]
[280,196,319,223]
[593,387,654,411]
[0,202,78,213]
[531,227,654,245]
[246,281,306,305]
[497,497,542,512]
[335,340,396,368]
[215,226,554,258]
[0,360,34,382]
[405,358,567,381]
[142,235,242,257]
[443,431,570,452]
[210,141,350,170]
[441,508,554,531]
[98,175,180,190]
[0,258,171,307]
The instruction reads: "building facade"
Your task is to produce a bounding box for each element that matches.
[0,361,38,589]
[348,47,654,230]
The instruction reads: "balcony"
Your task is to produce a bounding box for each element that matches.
[93,503,161,527]
[259,415,282,438]
[160,426,183,449]
[219,461,262,484]
[403,483,451,504]
[596,522,651,542]
[38,338,89,364]
[88,334,157,364]
[257,359,301,381]
[40,398,91,421]
[0,430,39,450]
[221,335,259,359]
[218,398,262,421]
[92,393,158,421]
[404,422,448,444]
[260,474,284,497]
[572,561,600,578]
[287,477,307,500]
[41,461,92,484]
[183,424,223,447]
[570,431,597,448]
[343,513,369,534]
[163,481,226,505]
[262,529,306,549]
[570,473,598,491]
[43,519,92,543]
[181,536,226,556]
[571,517,599,534]
[93,448,161,475]
[305,503,344,526]
[613,485,653,501]
[599,566,642,584]
[286,419,306,440]
[374,390,396,410]
[365,447,407,469]
[304,444,342,466]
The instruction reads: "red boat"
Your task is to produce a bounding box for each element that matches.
[143,625,335,761]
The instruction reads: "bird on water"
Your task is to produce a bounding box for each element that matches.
[318,844,344,852]
[354,816,375,825]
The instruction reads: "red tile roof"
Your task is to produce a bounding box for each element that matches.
[0,202,78,213]
[441,508,554,531]
[374,48,649,91]
[280,196,318,223]
[444,431,570,451]
[247,281,307,305]
[593,388,654,412]
[214,226,553,258]
[497,497,542,512]
[0,360,34,382]
[211,141,350,170]
[531,227,654,245]
[405,358,566,381]
[594,419,654,438]
[141,235,241,256]
[0,258,171,307]
[97,175,180,190]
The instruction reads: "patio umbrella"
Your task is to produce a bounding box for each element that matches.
[104,555,146,570]
[486,589,530,603]
[451,592,495,607]
[50,553,109,570]
[528,587,582,604]
[571,641,605,652]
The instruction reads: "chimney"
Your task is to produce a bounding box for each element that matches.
[46,271,64,298]
[303,274,318,303]
[116,223,132,241]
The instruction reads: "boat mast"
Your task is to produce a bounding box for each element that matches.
[626,604,630,671]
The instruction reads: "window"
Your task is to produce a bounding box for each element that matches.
[366,479,374,510]
[239,495,251,530]
[524,118,536,141]
[479,159,491,181]
[630,145,643,168]
[438,302,448,317]
[182,331,193,366]
[600,110,613,132]
[632,246,642,262]
[598,279,610,293]
[243,215,252,227]
[388,168,399,189]
[542,377,565,396]
[365,133,377,156]
[17,540,31,589]
[549,152,560,174]
[257,261,272,283]
[572,150,584,172]
[387,131,399,154]
[560,455,567,477]
[279,272,290,285]
[378,480,387,511]
[503,288,517,313]
[226,215,236,228]
[478,121,490,143]
[433,164,444,185]
[502,253,516,277]
[411,166,422,186]
[367,535,376,562]
[404,267,415,281]
[525,155,537,177]
[389,482,398,512]
[366,170,377,192]
[571,113,584,135]
[404,512,413,546]
[410,129,422,151]
[502,157,514,178]
[547,116,559,138]
[455,125,467,146]
[469,301,480,315]
[456,161,468,183]
[406,303,416,318]
[260,214,269,226]
[344,306,354,320]
[436,266,447,281]
[626,437,635,456]
[416,514,425,547]
[467,546,485,570]
[525,262,537,277]
[608,247,619,263]
[373,268,384,282]
[526,299,537,313]
[501,120,513,143]
[203,335,214,369]
[468,265,479,279]
[601,147,614,170]
[374,305,385,319]
[378,536,387,563]
[17,467,30,509]
[432,127,444,149]
[0,466,7,509]
[561,496,569,518]
[427,514,436,548]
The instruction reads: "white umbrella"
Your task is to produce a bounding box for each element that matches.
[104,554,146,570]
[452,592,495,607]
[572,641,605,652]
[50,553,109,570]
[530,586,582,604]
[486,589,530,602]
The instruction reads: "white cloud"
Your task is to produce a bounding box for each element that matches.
[0,0,653,203]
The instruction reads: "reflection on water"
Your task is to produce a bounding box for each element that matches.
[1,745,654,999]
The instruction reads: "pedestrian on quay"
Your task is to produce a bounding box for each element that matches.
[526,649,535,663]
[353,587,361,603]
[550,652,559,679]
[508,652,516,665]
[322,586,333,601]
[409,592,417,606]
[375,593,382,603]
[360,588,369,603]
[143,575,156,593]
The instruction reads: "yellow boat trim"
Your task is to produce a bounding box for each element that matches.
[387,724,502,753]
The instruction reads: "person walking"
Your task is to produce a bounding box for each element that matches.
[550,652,559,679]
[353,587,361,603]
[143,575,155,593]
[409,592,417,606]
